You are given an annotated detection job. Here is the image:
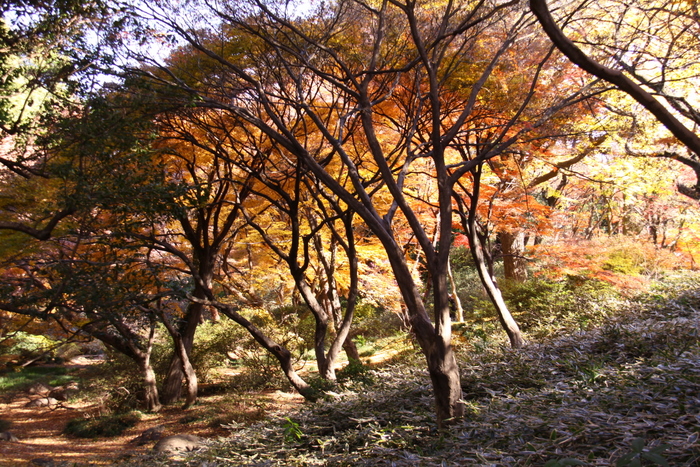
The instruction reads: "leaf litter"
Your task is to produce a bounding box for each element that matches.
[123,274,700,466]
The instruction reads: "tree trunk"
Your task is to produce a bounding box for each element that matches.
[470,226,525,349]
[216,303,318,401]
[160,298,204,404]
[383,239,464,428]
[296,278,333,379]
[81,320,162,412]
[447,259,464,322]
[343,339,361,364]
[500,231,528,282]
[141,360,162,412]
[160,311,198,409]
[426,336,463,427]
[140,324,161,412]
[457,166,526,349]
[176,335,198,409]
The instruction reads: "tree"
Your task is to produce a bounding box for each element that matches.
[0,88,193,412]
[530,0,700,199]
[238,146,362,379]
[0,0,118,238]
[0,231,168,412]
[122,0,603,426]
[136,101,327,402]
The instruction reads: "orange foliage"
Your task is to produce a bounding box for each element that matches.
[529,237,694,292]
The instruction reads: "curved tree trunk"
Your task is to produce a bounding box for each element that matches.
[160,262,212,404]
[470,238,526,348]
[83,319,162,412]
[140,323,162,412]
[296,278,334,379]
[160,298,203,404]
[141,360,162,413]
[465,171,526,349]
[384,238,465,428]
[214,303,318,401]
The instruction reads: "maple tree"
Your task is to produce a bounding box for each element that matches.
[0,87,193,411]
[235,151,362,380]
[530,0,700,199]
[0,212,170,412]
[2,0,699,434]
[118,0,617,426]
[131,96,342,402]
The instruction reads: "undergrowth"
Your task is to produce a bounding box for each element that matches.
[0,366,70,393]
[64,411,143,438]
[122,271,700,466]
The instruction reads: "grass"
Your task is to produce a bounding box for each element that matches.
[5,272,700,465]
[0,366,70,392]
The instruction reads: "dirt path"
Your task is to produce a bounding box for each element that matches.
[0,395,141,465]
[0,384,304,466]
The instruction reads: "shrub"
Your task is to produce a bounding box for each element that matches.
[55,342,84,362]
[190,319,245,384]
[501,276,622,337]
[0,332,56,361]
[267,304,316,354]
[603,247,645,275]
[336,360,373,385]
[64,411,142,438]
[350,299,403,339]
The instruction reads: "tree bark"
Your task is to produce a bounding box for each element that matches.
[343,339,361,364]
[457,167,526,349]
[295,278,333,379]
[82,320,162,412]
[447,259,464,322]
[382,240,465,428]
[140,360,162,413]
[471,238,526,348]
[500,231,528,283]
[160,310,198,409]
[160,295,204,404]
[140,324,162,412]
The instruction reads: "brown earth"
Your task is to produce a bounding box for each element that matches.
[0,359,305,466]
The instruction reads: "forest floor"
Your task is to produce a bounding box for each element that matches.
[0,361,304,466]
[0,347,400,465]
[1,273,700,466]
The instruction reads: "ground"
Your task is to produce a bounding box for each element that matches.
[3,275,700,466]
[0,358,305,466]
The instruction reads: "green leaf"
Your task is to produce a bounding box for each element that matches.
[631,437,646,452]
[616,452,638,466]
[641,452,670,466]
